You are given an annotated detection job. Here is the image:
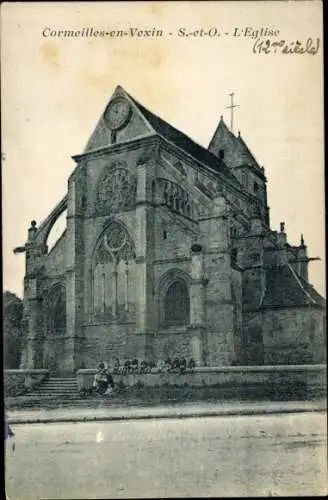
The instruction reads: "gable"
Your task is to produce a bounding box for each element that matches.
[209,118,262,175]
[208,118,242,168]
[83,86,155,153]
[77,85,241,192]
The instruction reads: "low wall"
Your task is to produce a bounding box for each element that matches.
[76,364,327,398]
[4,369,50,397]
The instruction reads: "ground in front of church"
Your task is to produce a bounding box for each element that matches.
[5,411,327,499]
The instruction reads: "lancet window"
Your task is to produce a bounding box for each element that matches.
[164,280,190,325]
[47,285,66,334]
[92,220,136,322]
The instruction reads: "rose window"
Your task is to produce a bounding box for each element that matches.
[97,163,136,215]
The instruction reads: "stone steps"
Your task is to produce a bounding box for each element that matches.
[29,377,79,399]
[36,386,77,390]
[30,392,80,397]
[35,389,77,393]
[8,376,129,409]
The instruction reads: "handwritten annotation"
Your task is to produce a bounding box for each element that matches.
[253,38,320,55]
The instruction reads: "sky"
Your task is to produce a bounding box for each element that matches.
[1,1,325,298]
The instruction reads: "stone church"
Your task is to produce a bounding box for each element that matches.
[16,85,326,374]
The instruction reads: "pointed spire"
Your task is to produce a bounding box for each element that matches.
[113,84,125,96]
[300,234,305,247]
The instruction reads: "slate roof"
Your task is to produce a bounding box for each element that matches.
[126,92,239,186]
[261,265,326,309]
[298,274,326,308]
[237,133,260,167]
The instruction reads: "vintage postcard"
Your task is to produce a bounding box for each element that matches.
[2,1,326,499]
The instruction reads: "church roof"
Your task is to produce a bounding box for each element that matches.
[237,133,260,167]
[261,265,326,309]
[126,91,239,185]
[208,117,262,172]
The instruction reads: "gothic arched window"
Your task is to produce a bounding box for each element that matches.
[164,280,190,325]
[92,220,136,322]
[47,285,66,334]
[158,178,194,219]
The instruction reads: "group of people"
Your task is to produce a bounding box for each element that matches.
[157,357,196,374]
[111,358,155,374]
[92,356,197,395]
[100,357,196,376]
[111,357,196,374]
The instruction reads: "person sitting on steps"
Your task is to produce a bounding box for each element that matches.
[93,362,115,396]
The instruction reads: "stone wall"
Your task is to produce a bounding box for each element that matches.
[231,268,243,362]
[243,311,264,364]
[201,198,236,365]
[153,208,194,262]
[262,306,326,364]
[44,232,67,276]
[76,364,327,399]
[4,369,49,397]
[81,323,142,367]
[154,327,192,359]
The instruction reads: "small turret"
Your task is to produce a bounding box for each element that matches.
[28,220,38,242]
[277,221,287,248]
[298,233,309,281]
[277,221,288,266]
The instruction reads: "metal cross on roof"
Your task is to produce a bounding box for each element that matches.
[226,92,239,134]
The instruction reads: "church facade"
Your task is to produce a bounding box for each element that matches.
[17,86,326,374]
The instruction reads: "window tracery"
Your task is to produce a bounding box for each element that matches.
[46,285,66,334]
[96,162,136,215]
[158,178,195,219]
[92,220,136,322]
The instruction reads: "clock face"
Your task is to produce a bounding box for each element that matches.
[104,98,132,130]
